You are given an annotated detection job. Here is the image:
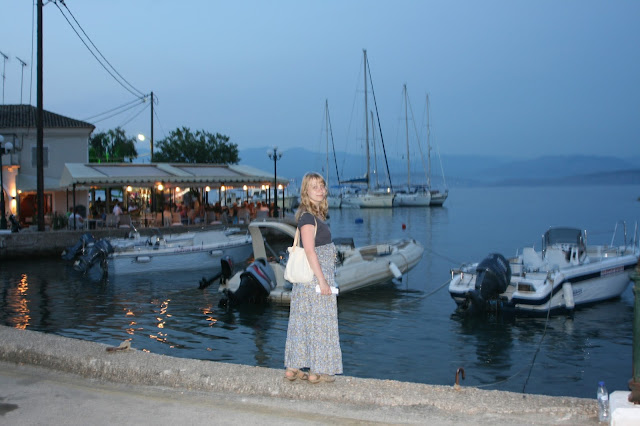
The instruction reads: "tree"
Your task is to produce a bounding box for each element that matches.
[153,127,240,164]
[89,127,138,163]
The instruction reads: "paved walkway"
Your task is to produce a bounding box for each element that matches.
[0,326,598,425]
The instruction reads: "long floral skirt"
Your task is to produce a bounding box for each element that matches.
[284,243,343,375]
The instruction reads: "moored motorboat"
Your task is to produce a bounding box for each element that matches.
[68,228,253,276]
[217,219,424,305]
[448,223,640,315]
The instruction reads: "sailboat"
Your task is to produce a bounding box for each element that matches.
[424,94,449,206]
[393,85,431,207]
[341,49,394,209]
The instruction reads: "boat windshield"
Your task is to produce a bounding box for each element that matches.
[544,227,584,246]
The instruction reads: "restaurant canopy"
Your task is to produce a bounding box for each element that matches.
[59,163,289,189]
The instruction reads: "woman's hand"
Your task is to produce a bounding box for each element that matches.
[318,278,332,295]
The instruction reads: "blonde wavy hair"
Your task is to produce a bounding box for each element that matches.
[295,172,328,221]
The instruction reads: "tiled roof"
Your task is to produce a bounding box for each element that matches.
[0,105,94,129]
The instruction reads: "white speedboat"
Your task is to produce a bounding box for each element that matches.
[71,228,253,276]
[448,223,639,315]
[218,219,424,305]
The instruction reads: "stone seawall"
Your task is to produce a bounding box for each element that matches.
[0,325,597,424]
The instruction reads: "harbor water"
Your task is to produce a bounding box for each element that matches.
[1,184,639,399]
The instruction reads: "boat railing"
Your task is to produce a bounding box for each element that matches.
[610,221,628,248]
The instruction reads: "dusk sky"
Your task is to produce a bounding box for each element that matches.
[1,1,638,161]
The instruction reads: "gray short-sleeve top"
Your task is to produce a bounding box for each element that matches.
[298,211,332,247]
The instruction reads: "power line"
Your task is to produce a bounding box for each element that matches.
[53,1,145,99]
[118,102,149,128]
[89,98,147,124]
[83,97,145,121]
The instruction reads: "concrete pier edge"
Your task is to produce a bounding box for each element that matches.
[0,325,596,423]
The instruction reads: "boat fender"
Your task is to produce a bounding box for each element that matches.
[389,262,402,279]
[562,282,575,310]
[134,256,152,263]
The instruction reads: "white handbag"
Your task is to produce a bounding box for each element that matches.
[284,219,317,283]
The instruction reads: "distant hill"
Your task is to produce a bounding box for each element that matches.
[239,147,640,188]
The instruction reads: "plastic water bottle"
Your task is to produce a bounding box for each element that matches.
[597,381,610,423]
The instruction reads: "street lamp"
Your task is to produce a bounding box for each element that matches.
[267,147,282,217]
[0,135,14,230]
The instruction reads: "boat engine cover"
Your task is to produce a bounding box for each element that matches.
[475,253,511,301]
[242,258,276,292]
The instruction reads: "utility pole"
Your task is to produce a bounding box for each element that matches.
[150,91,154,162]
[37,0,44,231]
[16,57,27,104]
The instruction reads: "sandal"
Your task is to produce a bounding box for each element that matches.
[284,368,308,381]
[307,373,335,384]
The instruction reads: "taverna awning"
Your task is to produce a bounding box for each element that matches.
[59,163,289,189]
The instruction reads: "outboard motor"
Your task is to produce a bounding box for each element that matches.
[199,256,234,289]
[219,258,276,308]
[465,253,511,312]
[61,232,96,261]
[73,239,114,274]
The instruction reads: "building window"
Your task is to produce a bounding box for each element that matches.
[31,146,49,168]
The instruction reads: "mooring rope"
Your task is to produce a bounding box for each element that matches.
[471,297,553,391]
[422,245,463,266]
[521,298,553,393]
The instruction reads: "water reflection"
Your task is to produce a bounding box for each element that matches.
[2,273,31,329]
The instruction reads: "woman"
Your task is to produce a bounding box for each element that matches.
[284,172,342,383]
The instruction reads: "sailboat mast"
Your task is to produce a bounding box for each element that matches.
[364,49,370,191]
[404,84,410,189]
[426,94,432,189]
[325,99,330,189]
[371,110,380,188]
